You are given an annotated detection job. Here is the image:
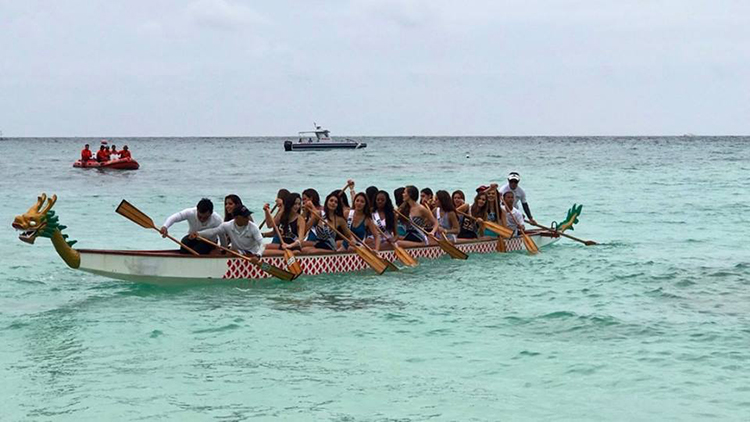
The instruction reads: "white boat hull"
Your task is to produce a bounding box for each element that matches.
[76,233,560,285]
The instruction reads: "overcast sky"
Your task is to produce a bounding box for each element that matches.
[2,0,749,136]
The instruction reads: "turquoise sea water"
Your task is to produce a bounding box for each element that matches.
[1,137,749,421]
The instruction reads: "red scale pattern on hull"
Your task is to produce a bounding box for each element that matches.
[222,238,529,280]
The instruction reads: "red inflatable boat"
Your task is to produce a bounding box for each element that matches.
[73,158,140,170]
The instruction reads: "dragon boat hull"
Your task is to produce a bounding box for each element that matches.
[14,193,585,287]
[76,234,560,285]
[73,158,140,170]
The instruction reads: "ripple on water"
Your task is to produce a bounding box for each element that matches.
[3,137,750,420]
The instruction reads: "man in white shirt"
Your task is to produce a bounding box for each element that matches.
[499,172,537,225]
[191,206,264,261]
[159,198,223,254]
[501,191,527,236]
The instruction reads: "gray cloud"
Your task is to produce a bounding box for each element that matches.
[1,0,748,136]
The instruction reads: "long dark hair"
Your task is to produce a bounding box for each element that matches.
[224,194,242,221]
[365,186,378,208]
[323,191,344,222]
[405,186,419,202]
[302,188,320,208]
[400,185,419,221]
[452,190,465,207]
[471,192,489,219]
[435,190,455,212]
[393,187,405,207]
[352,192,372,217]
[334,189,350,208]
[277,188,291,202]
[375,190,396,233]
[279,192,301,227]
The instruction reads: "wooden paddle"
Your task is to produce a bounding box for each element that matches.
[456,210,513,239]
[395,209,468,260]
[265,206,303,276]
[373,224,418,267]
[306,206,388,275]
[194,235,297,281]
[258,203,277,230]
[502,202,539,254]
[116,200,200,256]
[525,220,597,246]
[349,229,399,272]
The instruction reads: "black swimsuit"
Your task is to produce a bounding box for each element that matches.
[458,213,479,239]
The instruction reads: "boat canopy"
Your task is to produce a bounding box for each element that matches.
[297,127,331,142]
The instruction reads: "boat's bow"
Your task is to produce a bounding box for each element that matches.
[12,193,80,268]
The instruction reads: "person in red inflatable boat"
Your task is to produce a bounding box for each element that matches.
[81,144,92,162]
[119,145,131,159]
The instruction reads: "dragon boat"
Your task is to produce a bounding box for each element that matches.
[73,157,140,170]
[13,194,583,286]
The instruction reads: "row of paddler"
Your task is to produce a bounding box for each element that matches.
[115,176,595,281]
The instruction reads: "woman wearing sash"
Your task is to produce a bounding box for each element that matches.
[346,192,381,251]
[371,190,397,249]
[301,188,322,247]
[264,193,305,256]
[302,191,355,254]
[433,190,460,242]
[398,185,439,248]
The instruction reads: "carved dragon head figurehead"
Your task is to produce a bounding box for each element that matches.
[13,193,80,268]
[13,193,58,244]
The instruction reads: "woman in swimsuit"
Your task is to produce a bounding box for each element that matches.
[371,190,397,248]
[452,190,469,213]
[393,187,407,237]
[483,187,502,238]
[346,192,381,251]
[302,191,355,254]
[365,186,379,209]
[433,190,460,242]
[264,193,305,255]
[457,191,489,240]
[301,188,322,247]
[398,185,439,248]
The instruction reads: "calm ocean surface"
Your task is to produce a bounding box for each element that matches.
[1,136,749,421]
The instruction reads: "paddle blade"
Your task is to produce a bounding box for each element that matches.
[116,200,156,230]
[284,248,303,276]
[383,254,400,272]
[354,244,387,274]
[495,238,507,253]
[522,233,540,254]
[438,238,468,260]
[259,262,296,281]
[482,221,513,239]
[394,245,418,267]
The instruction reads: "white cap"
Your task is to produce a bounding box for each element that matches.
[508,172,520,181]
